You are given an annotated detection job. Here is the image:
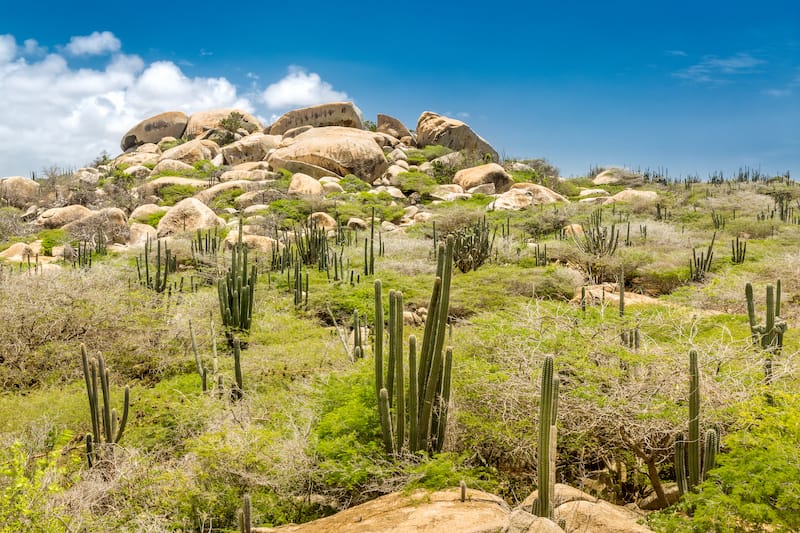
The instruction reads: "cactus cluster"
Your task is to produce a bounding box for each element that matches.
[218,226,257,339]
[731,237,747,264]
[689,232,715,282]
[375,236,454,455]
[674,350,719,495]
[745,281,786,353]
[136,236,177,293]
[452,216,496,273]
[574,208,619,257]
[81,344,129,468]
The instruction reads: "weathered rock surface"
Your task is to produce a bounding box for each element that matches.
[185,109,262,138]
[221,133,282,166]
[223,231,281,254]
[269,102,363,136]
[416,112,498,161]
[0,176,40,208]
[156,198,225,237]
[487,184,566,210]
[592,168,644,186]
[504,510,565,533]
[288,173,323,196]
[35,205,92,228]
[128,222,158,246]
[159,139,220,166]
[255,488,509,533]
[377,113,413,141]
[454,163,514,193]
[309,211,337,231]
[62,208,129,243]
[604,189,658,204]
[121,111,189,151]
[269,127,388,183]
[150,159,195,175]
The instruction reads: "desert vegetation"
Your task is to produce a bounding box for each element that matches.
[0,108,798,532]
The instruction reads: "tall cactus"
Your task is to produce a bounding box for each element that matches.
[375,236,454,455]
[675,350,720,494]
[81,344,129,468]
[536,355,559,518]
[745,281,786,354]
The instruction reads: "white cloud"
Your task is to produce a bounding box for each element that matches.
[0,32,253,176]
[261,65,347,109]
[673,52,765,84]
[65,31,121,56]
[0,34,17,63]
[665,50,687,57]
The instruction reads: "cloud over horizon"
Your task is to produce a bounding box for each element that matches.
[673,52,766,84]
[0,33,348,176]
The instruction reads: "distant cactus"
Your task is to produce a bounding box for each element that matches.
[689,232,715,282]
[535,355,559,519]
[218,223,257,343]
[731,237,746,264]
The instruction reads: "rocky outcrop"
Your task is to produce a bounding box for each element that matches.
[592,168,644,186]
[121,111,189,151]
[158,139,220,166]
[603,189,658,204]
[453,163,514,193]
[487,184,567,210]
[256,488,509,533]
[416,112,498,161]
[156,197,225,237]
[269,102,363,136]
[185,108,262,138]
[135,177,207,199]
[221,133,282,166]
[377,114,413,142]
[0,176,40,208]
[128,222,157,246]
[62,207,129,243]
[35,205,92,228]
[288,173,323,196]
[223,231,281,254]
[269,127,389,183]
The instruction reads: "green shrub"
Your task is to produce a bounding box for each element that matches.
[397,171,437,194]
[140,211,167,228]
[158,184,201,206]
[338,174,371,193]
[405,145,453,165]
[209,189,244,210]
[38,229,68,256]
[333,192,405,224]
[269,199,313,225]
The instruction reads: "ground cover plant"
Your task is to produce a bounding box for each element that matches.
[0,165,798,532]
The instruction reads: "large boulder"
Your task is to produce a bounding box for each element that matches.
[120,111,189,151]
[603,189,658,204]
[156,197,225,237]
[377,113,413,141]
[0,176,40,208]
[256,488,509,533]
[221,133,282,166]
[35,205,92,228]
[269,102,363,136]
[128,222,157,246]
[130,204,169,222]
[63,208,129,243]
[453,164,514,193]
[223,231,281,254]
[158,139,220,166]
[114,150,160,169]
[486,185,566,211]
[416,112,498,161]
[185,108,263,138]
[288,173,323,196]
[592,168,644,186]
[269,127,389,184]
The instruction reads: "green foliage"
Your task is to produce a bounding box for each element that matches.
[210,188,245,210]
[142,210,167,228]
[338,174,371,193]
[0,432,75,533]
[403,453,496,492]
[269,199,313,225]
[405,145,453,165]
[333,192,406,224]
[451,217,495,273]
[158,184,202,206]
[396,171,437,195]
[38,228,68,256]
[652,393,800,532]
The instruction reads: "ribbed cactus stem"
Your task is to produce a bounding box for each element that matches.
[675,435,688,495]
[765,285,775,349]
[239,494,251,533]
[688,350,700,491]
[393,291,405,453]
[378,388,394,454]
[619,268,625,317]
[408,335,418,454]
[537,355,555,518]
[232,339,243,401]
[745,282,758,343]
[702,428,719,480]
[374,280,384,400]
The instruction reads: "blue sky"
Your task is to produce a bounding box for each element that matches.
[1,0,798,178]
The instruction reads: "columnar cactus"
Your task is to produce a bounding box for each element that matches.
[536,355,560,518]
[675,350,720,495]
[375,236,454,455]
[81,344,129,468]
[745,281,786,353]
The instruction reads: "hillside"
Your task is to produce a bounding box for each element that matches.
[0,102,798,532]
